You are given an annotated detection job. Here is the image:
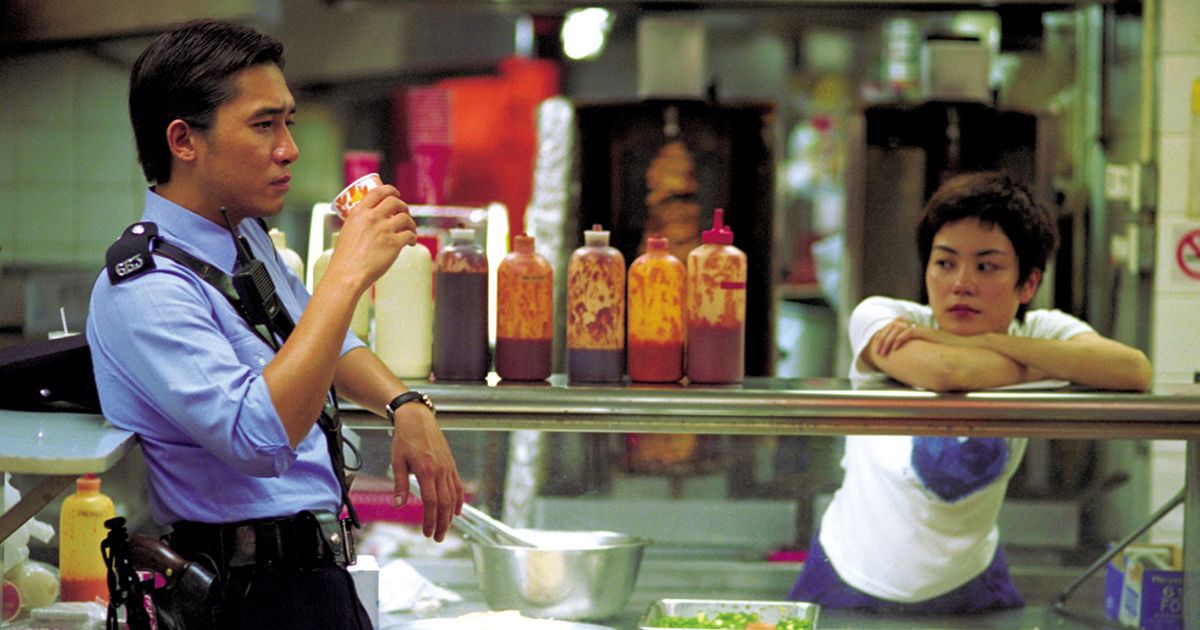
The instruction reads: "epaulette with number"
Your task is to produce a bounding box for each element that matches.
[105,222,159,284]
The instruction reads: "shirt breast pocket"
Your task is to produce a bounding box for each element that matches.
[227,329,274,373]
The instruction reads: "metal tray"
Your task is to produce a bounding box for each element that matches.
[639,598,819,629]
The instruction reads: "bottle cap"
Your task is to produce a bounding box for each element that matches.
[449,228,476,243]
[268,228,287,250]
[584,224,610,247]
[701,208,734,245]
[513,233,535,254]
[76,474,100,494]
[646,235,667,251]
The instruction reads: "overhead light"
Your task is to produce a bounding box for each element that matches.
[561,8,612,61]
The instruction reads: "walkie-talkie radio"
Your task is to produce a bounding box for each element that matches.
[219,208,294,342]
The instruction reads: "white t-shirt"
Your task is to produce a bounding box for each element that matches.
[818,296,1095,602]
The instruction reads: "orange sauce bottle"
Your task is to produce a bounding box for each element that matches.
[686,209,747,384]
[567,225,626,383]
[496,234,554,381]
[627,235,685,383]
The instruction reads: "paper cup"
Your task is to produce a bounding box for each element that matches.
[332,172,383,219]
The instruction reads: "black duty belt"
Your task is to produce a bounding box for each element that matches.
[168,511,355,571]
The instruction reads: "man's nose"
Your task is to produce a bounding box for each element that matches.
[274,130,299,164]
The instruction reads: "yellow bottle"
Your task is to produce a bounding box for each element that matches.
[58,474,114,604]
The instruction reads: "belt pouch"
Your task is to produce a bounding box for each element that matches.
[311,511,355,567]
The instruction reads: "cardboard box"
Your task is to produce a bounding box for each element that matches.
[1104,543,1184,630]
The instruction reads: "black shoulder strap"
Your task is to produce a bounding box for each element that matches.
[106,222,158,284]
[147,228,361,527]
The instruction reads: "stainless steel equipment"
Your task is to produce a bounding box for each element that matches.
[454,501,537,548]
[469,529,649,621]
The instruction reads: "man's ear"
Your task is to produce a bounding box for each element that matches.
[164,119,199,163]
[1018,268,1042,304]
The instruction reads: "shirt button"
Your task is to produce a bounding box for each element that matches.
[258,356,266,366]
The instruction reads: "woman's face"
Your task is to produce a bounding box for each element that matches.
[925,217,1040,336]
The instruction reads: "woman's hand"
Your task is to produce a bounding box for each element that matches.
[873,318,924,356]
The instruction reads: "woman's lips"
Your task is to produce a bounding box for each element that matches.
[948,305,978,316]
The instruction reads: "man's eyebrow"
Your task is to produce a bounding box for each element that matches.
[250,104,296,117]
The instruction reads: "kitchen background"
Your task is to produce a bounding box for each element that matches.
[1,0,1198,602]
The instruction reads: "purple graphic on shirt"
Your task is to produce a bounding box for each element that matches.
[911,437,1008,502]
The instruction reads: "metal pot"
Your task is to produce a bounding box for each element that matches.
[468,529,649,621]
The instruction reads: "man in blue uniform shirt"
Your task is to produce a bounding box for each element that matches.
[87,18,463,628]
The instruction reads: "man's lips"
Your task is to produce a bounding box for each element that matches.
[948,304,979,316]
[271,175,291,189]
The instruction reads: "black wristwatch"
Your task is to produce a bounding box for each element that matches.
[386,390,435,420]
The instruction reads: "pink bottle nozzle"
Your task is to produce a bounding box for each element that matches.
[701,208,734,245]
[513,233,535,253]
[646,235,667,251]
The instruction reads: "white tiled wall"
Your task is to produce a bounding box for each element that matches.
[0,50,146,268]
[1150,0,1200,543]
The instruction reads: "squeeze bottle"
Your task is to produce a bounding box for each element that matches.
[58,474,114,604]
[433,228,489,380]
[375,242,433,379]
[567,225,626,383]
[627,235,685,383]
[686,209,747,384]
[495,234,554,381]
[268,228,306,281]
[313,232,371,342]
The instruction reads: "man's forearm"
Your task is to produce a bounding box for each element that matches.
[333,347,409,418]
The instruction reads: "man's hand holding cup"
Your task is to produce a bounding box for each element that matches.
[328,172,415,290]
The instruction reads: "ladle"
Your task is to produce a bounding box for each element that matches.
[406,475,536,547]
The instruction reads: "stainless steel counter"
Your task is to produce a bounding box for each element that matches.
[341,376,1200,440]
[341,376,1200,624]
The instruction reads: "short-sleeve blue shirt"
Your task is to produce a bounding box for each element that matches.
[87,190,366,525]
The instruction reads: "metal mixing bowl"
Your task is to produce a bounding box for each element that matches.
[468,529,650,621]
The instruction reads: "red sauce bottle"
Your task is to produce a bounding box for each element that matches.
[434,228,489,380]
[496,234,554,381]
[686,209,747,384]
[567,224,626,383]
[627,235,685,383]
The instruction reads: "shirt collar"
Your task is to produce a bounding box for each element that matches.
[142,188,240,274]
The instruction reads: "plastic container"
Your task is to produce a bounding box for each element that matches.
[58,475,114,604]
[313,232,371,342]
[627,235,685,383]
[433,228,489,380]
[495,234,554,381]
[268,228,305,281]
[567,225,626,383]
[686,209,747,384]
[375,242,433,379]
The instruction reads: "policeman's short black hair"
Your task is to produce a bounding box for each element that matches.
[916,171,1059,321]
[129,19,285,185]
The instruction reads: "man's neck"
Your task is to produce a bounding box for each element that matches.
[154,181,239,231]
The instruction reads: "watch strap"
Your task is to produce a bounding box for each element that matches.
[386,390,434,418]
